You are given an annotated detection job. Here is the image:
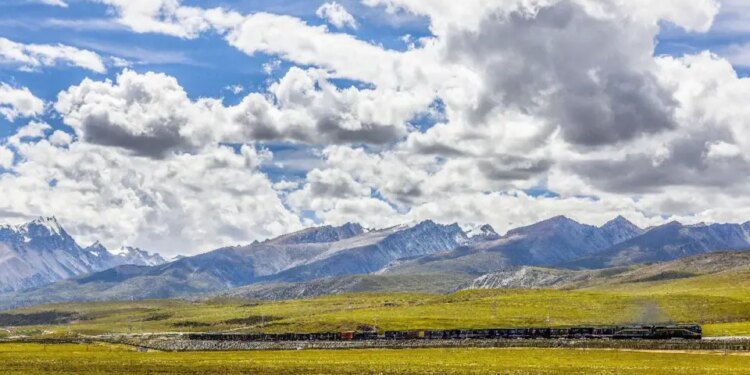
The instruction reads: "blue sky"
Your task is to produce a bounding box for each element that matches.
[1,0,750,255]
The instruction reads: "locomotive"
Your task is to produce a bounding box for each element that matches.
[186,324,702,341]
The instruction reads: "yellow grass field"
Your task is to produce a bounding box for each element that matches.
[1,343,750,375]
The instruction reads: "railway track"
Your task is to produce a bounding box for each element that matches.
[186,324,703,342]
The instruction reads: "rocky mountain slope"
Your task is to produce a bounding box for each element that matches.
[2,221,465,306]
[564,221,750,269]
[465,250,750,291]
[381,216,645,276]
[0,217,165,292]
[5,215,750,308]
[220,273,473,300]
[85,243,167,268]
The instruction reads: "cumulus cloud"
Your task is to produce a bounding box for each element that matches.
[49,130,74,147]
[0,84,45,122]
[441,1,678,147]
[706,141,742,159]
[0,147,13,169]
[55,68,421,158]
[0,130,301,255]
[232,67,420,144]
[55,70,224,158]
[7,121,51,146]
[316,2,358,29]
[0,37,106,73]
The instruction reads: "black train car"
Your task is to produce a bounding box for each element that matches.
[423,330,444,340]
[355,332,379,340]
[384,330,425,340]
[185,324,702,342]
[612,325,702,340]
[310,332,340,341]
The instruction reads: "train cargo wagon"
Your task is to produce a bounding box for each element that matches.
[410,331,425,339]
[425,330,446,340]
[339,331,355,340]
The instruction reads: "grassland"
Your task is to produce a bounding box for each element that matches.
[3,258,750,374]
[2,343,750,375]
[4,257,750,338]
[2,288,749,338]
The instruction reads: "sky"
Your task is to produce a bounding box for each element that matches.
[1,0,750,256]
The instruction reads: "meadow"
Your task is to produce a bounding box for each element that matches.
[1,343,750,375]
[3,262,750,374]
[4,262,750,338]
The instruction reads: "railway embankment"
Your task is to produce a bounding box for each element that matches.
[99,335,750,352]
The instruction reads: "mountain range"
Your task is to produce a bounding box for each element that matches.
[1,215,749,309]
[0,217,166,293]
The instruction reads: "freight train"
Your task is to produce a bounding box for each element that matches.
[186,324,702,341]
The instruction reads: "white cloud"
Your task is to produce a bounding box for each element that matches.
[7,121,51,146]
[0,84,45,122]
[110,56,132,68]
[224,13,403,86]
[90,0,241,39]
[316,2,358,30]
[710,0,750,34]
[49,130,73,147]
[0,134,301,255]
[272,180,301,191]
[0,37,107,73]
[225,84,244,94]
[37,0,68,7]
[706,141,742,159]
[721,43,750,67]
[55,70,226,158]
[0,147,13,169]
[55,68,421,156]
[262,59,281,75]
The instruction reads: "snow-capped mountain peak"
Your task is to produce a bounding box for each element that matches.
[84,241,109,258]
[466,224,500,242]
[22,216,65,237]
[114,246,167,267]
[0,216,169,292]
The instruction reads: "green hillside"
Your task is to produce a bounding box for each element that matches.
[3,252,750,338]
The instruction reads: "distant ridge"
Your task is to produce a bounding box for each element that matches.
[3,215,750,308]
[564,221,750,269]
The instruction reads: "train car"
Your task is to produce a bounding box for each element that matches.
[354,332,378,340]
[459,329,491,339]
[612,325,702,340]
[423,330,443,340]
[384,330,425,340]
[569,327,596,339]
[310,332,340,341]
[185,324,702,343]
[654,325,702,340]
